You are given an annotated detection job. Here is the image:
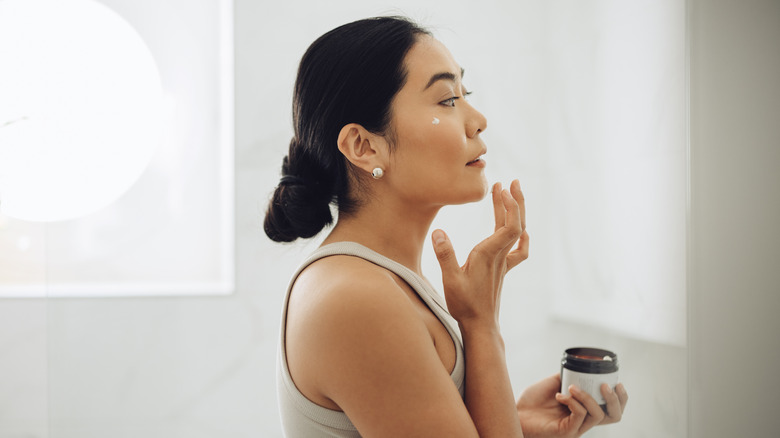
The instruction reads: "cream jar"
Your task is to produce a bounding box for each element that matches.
[560,347,619,405]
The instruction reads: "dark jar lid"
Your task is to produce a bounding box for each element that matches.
[561,347,619,374]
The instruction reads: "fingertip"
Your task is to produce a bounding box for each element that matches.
[491,183,502,204]
[432,229,447,245]
[616,383,629,404]
[510,179,524,197]
[432,230,458,268]
[555,392,573,409]
[501,188,514,203]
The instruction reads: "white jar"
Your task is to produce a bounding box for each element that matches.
[560,347,619,405]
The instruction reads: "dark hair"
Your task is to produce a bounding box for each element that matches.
[263,16,431,242]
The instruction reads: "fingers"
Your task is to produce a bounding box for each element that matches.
[509,179,525,233]
[492,182,504,232]
[499,188,522,250]
[568,385,605,433]
[505,231,529,270]
[554,391,588,433]
[597,383,629,425]
[488,180,529,270]
[491,180,522,235]
[598,384,621,424]
[616,383,629,409]
[556,383,627,437]
[484,184,522,254]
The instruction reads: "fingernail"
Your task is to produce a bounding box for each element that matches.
[432,230,446,245]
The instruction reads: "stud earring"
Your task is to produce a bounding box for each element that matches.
[371,168,384,179]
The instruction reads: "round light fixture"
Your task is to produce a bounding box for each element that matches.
[0,0,164,222]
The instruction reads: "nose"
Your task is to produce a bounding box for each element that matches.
[466,104,488,138]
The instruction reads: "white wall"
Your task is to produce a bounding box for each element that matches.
[0,1,700,437]
[688,0,780,437]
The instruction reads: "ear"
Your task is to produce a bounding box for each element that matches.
[337,123,388,175]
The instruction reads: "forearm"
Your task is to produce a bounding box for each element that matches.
[460,322,524,438]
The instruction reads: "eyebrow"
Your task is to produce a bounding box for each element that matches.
[424,67,466,90]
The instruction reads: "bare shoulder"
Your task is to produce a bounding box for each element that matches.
[285,254,422,399]
[284,255,476,436]
[286,254,422,362]
[289,254,411,316]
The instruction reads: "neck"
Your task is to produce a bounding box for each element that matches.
[322,198,441,276]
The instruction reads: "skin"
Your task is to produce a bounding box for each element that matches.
[284,34,628,437]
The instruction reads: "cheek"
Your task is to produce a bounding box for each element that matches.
[394,118,436,156]
[392,114,465,167]
[430,118,467,152]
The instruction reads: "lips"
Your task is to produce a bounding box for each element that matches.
[466,148,487,166]
[466,155,486,168]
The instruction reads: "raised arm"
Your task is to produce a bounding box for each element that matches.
[431,180,529,437]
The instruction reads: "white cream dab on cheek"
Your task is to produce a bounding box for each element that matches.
[432,117,440,125]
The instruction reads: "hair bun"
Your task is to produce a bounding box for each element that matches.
[264,157,334,242]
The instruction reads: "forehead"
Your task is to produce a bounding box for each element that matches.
[403,36,462,88]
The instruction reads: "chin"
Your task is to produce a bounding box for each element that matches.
[474,176,490,200]
[451,180,490,205]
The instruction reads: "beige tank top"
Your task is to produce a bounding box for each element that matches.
[277,242,466,437]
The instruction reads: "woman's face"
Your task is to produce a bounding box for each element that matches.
[383,35,489,209]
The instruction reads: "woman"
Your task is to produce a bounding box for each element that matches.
[265,16,628,437]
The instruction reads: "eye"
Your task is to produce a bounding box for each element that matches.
[439,96,459,107]
[439,91,473,107]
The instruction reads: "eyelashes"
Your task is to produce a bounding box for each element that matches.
[439,97,458,107]
[439,91,473,107]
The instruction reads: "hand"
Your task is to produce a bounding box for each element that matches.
[431,180,529,326]
[516,374,628,438]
